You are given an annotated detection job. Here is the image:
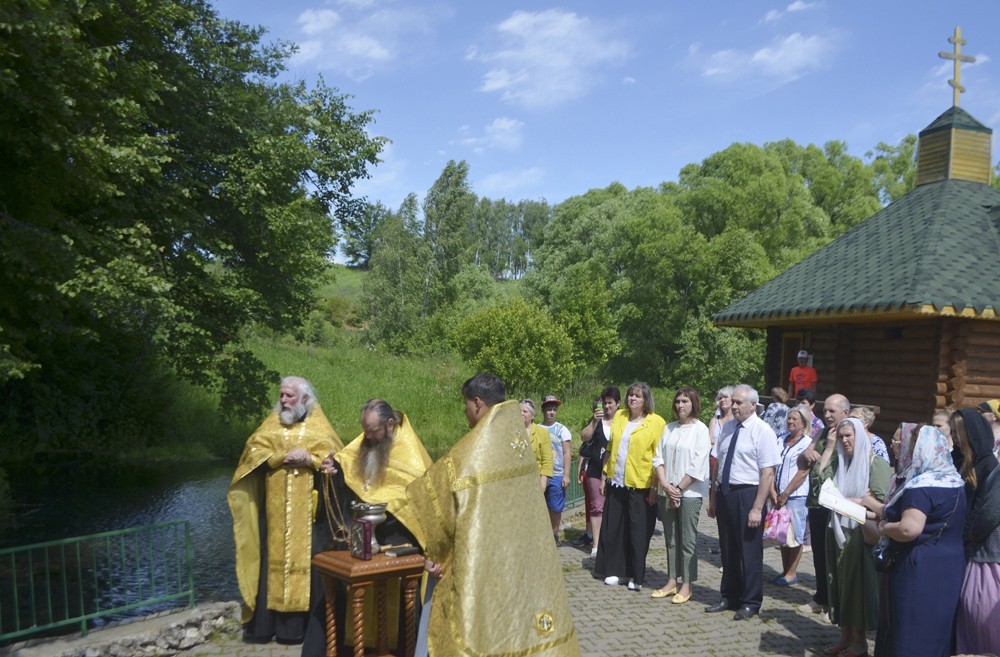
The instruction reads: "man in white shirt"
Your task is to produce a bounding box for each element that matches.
[706,384,780,620]
[541,394,573,544]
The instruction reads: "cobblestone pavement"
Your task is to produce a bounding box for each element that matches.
[176,508,844,657]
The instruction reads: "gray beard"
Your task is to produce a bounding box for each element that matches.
[279,401,307,426]
[358,436,393,485]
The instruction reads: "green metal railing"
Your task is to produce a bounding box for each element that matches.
[0,521,194,643]
[566,477,585,507]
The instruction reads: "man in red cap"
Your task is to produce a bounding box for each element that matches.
[541,394,572,544]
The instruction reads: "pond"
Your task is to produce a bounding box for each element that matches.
[4,460,239,604]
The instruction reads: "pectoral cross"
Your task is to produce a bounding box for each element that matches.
[939,26,975,107]
[510,431,529,458]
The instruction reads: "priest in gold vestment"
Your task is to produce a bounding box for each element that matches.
[301,399,431,657]
[228,376,342,644]
[407,373,580,657]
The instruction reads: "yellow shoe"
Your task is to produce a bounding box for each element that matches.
[650,586,677,599]
[671,592,692,604]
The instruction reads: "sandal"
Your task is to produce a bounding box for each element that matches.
[824,645,848,656]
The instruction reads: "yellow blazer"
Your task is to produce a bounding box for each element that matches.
[602,409,667,489]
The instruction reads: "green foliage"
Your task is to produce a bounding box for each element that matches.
[454,298,575,396]
[867,134,918,203]
[420,160,477,315]
[363,196,432,353]
[0,0,384,452]
[342,201,389,269]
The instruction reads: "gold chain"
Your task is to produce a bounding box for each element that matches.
[320,470,352,545]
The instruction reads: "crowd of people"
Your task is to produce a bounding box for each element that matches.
[227,372,1000,657]
[567,378,1000,657]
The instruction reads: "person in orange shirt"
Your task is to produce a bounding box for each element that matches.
[788,350,818,398]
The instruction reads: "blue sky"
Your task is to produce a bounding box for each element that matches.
[212,0,1000,212]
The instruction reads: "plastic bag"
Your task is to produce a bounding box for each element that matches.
[763,506,791,545]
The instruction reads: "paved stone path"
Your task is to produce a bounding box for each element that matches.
[176,509,844,657]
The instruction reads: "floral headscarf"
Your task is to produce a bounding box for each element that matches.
[884,425,963,512]
[830,417,872,548]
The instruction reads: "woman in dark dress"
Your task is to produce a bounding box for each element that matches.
[877,425,966,657]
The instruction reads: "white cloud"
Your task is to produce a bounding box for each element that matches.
[452,117,525,152]
[299,9,340,36]
[291,39,324,65]
[761,1,822,23]
[788,1,822,12]
[292,3,443,80]
[478,167,546,195]
[471,9,630,108]
[700,32,837,85]
[622,76,636,85]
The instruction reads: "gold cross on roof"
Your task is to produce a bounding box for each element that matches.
[939,26,975,107]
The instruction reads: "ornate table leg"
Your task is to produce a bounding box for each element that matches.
[352,584,367,657]
[376,581,388,655]
[323,576,337,657]
[403,575,419,657]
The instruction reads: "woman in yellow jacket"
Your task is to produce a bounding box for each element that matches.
[593,382,667,591]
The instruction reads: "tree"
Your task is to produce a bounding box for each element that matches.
[420,160,477,317]
[0,0,384,452]
[363,195,430,353]
[342,201,389,268]
[867,135,917,204]
[454,298,575,395]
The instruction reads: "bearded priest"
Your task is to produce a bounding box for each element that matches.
[228,376,343,644]
[301,398,432,657]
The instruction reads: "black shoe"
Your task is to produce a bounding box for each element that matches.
[572,534,593,547]
[705,599,730,613]
[710,546,721,554]
[733,605,758,620]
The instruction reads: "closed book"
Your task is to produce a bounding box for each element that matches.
[350,519,372,560]
[385,546,420,557]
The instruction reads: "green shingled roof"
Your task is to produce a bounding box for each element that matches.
[920,105,992,137]
[713,178,1000,326]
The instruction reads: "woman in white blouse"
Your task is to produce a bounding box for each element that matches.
[768,405,812,586]
[650,387,711,604]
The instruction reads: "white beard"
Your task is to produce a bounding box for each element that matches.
[279,400,307,426]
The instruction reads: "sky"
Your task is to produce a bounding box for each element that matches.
[211,0,1000,213]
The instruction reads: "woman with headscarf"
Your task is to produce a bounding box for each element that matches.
[876,425,966,657]
[861,422,919,657]
[951,408,1000,655]
[820,417,892,657]
[594,382,667,591]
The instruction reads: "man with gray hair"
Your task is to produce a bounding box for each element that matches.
[795,392,851,618]
[228,376,342,644]
[706,384,780,620]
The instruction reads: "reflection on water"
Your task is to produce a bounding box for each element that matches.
[4,461,239,603]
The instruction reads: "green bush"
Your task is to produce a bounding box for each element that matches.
[453,298,575,396]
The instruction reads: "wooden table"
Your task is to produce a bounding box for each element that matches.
[312,550,425,657]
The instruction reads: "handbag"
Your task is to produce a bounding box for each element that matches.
[763,506,791,545]
[579,439,594,460]
[872,538,900,573]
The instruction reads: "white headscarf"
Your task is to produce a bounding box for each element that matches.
[830,417,872,548]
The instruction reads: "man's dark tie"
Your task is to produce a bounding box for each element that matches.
[718,424,742,496]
